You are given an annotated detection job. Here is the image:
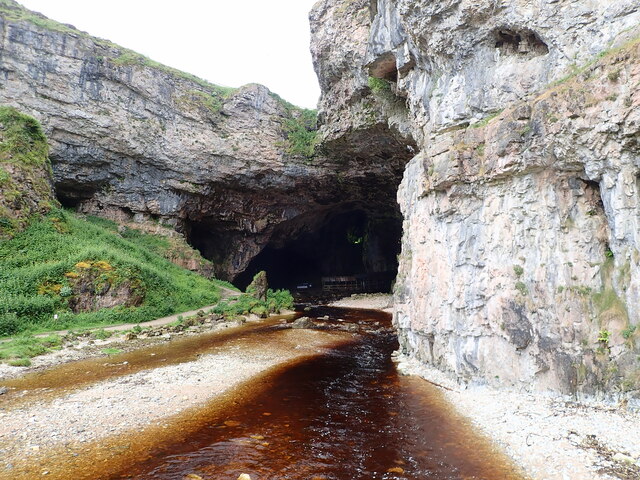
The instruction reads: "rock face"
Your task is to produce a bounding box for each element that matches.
[311,0,640,399]
[0,0,405,282]
[0,105,57,237]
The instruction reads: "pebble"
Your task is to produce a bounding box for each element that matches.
[237,475,251,480]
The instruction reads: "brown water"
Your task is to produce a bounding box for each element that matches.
[104,307,525,480]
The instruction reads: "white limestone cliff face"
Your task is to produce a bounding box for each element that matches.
[311,0,640,400]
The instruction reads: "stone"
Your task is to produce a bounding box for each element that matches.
[237,475,252,480]
[246,271,268,301]
[0,0,407,282]
[291,316,315,329]
[0,387,8,395]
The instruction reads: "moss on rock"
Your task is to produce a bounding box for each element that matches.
[0,106,58,238]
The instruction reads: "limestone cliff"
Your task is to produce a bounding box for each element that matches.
[0,0,405,282]
[311,0,640,400]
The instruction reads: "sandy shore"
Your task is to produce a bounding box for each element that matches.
[328,293,393,312]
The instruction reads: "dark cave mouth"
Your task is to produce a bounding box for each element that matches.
[190,209,402,294]
[235,210,401,292]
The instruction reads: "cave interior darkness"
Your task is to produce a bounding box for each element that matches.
[219,209,402,293]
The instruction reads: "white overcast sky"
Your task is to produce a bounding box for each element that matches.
[18,0,321,109]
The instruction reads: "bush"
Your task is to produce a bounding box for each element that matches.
[368,76,391,94]
[283,109,318,158]
[0,312,20,336]
[212,288,293,318]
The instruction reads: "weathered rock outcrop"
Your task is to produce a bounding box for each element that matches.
[0,105,57,237]
[0,0,405,281]
[311,0,640,400]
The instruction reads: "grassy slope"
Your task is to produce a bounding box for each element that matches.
[0,209,229,336]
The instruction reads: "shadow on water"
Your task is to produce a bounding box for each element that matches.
[108,307,525,480]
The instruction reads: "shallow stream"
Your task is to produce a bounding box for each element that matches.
[109,307,524,480]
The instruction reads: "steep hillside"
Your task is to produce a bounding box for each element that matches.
[311,0,640,401]
[0,209,227,336]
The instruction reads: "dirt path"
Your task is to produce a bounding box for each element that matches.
[26,285,242,340]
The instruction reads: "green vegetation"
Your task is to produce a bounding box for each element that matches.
[622,325,637,340]
[267,92,319,158]
[282,109,318,158]
[92,328,113,340]
[101,347,123,356]
[513,265,524,277]
[178,89,235,114]
[597,329,611,345]
[213,289,294,318]
[515,281,528,296]
[368,76,391,94]
[0,0,79,35]
[0,106,48,166]
[0,106,56,239]
[0,0,237,102]
[470,110,504,129]
[567,285,592,296]
[111,51,238,96]
[0,334,62,366]
[0,209,226,336]
[593,289,628,319]
[550,34,640,89]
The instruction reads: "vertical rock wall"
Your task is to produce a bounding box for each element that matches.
[311,0,640,399]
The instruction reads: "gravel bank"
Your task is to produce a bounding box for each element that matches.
[395,354,640,480]
[0,328,352,479]
[329,293,393,312]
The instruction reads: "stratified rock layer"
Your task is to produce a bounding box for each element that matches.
[0,0,406,281]
[311,0,640,400]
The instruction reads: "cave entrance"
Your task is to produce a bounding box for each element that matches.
[234,209,402,294]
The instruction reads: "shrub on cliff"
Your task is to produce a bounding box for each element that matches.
[282,108,318,158]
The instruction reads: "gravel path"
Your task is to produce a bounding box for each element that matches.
[25,286,242,340]
[329,293,393,312]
